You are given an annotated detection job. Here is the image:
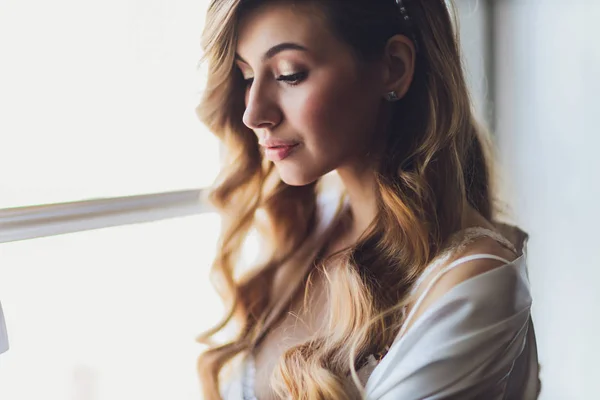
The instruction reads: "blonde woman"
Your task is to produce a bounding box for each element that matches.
[195,0,540,399]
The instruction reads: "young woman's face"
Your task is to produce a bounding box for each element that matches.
[236,2,386,186]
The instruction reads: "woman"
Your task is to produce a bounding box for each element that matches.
[195,0,540,399]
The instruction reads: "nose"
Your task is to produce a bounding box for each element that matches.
[242,79,282,131]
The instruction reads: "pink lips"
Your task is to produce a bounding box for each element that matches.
[259,139,300,162]
[263,143,299,161]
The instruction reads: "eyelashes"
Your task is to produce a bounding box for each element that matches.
[276,71,308,86]
[243,71,308,88]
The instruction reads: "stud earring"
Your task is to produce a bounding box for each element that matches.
[385,91,400,102]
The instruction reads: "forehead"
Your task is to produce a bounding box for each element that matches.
[236,2,345,63]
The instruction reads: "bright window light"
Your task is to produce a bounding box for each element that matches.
[0,213,223,400]
[0,0,216,209]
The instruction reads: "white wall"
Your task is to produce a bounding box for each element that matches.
[494,1,600,398]
[456,0,492,124]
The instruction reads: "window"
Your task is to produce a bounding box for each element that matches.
[0,214,222,400]
[0,0,217,210]
[0,1,221,398]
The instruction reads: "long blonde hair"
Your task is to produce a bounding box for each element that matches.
[195,0,498,398]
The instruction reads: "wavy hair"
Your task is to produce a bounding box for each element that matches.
[195,0,499,398]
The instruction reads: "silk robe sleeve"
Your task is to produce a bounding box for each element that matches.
[364,254,534,400]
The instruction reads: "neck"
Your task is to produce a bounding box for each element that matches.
[336,163,379,242]
[336,107,390,241]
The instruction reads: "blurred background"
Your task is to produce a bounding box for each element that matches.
[0,0,598,399]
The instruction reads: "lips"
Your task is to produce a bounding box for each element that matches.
[263,143,299,162]
[258,137,300,161]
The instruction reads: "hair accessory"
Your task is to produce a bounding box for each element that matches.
[395,0,420,52]
[385,91,400,102]
[396,0,411,23]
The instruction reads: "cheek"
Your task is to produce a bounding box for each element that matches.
[294,76,378,151]
[301,90,344,139]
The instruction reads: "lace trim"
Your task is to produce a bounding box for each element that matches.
[410,226,518,296]
[455,226,518,255]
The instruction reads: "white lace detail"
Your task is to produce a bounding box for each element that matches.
[410,226,518,296]
[455,226,518,255]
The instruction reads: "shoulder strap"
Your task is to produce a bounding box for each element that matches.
[412,226,518,293]
[397,253,513,340]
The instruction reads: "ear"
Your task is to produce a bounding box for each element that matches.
[381,34,416,100]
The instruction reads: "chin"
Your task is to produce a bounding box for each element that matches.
[277,167,320,187]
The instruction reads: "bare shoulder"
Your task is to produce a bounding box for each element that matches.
[402,234,520,334]
[437,235,520,286]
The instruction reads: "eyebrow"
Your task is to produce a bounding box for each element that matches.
[235,42,309,64]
